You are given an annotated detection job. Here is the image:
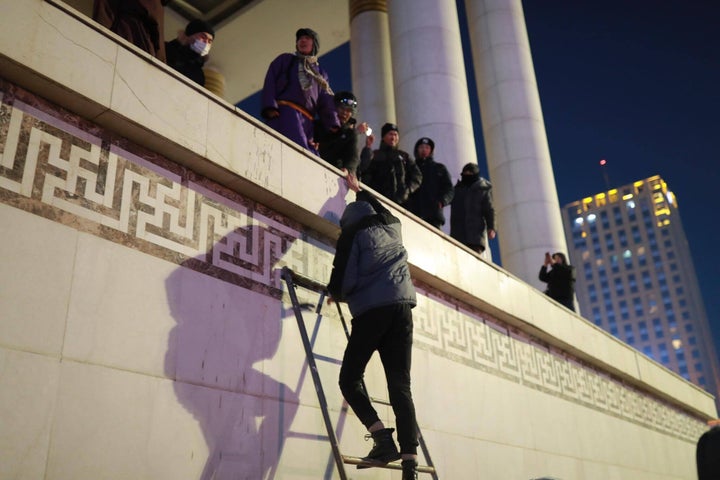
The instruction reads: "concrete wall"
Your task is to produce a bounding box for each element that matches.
[0,1,716,479]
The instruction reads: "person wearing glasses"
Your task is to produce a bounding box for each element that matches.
[315,91,373,175]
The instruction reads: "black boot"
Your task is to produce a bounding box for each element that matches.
[402,459,418,480]
[358,428,400,468]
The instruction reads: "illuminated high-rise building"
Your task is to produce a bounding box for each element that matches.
[563,175,720,403]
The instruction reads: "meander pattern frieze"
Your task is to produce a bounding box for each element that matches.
[0,83,706,443]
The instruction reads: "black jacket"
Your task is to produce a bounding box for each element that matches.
[406,156,454,228]
[316,119,360,173]
[165,39,206,86]
[450,177,495,249]
[539,263,576,309]
[362,143,422,207]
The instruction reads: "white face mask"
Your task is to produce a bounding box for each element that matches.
[190,39,211,56]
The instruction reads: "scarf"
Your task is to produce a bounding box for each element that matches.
[461,173,480,186]
[296,53,333,97]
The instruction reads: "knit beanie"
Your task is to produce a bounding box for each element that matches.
[381,123,399,138]
[185,19,215,38]
[414,137,435,153]
[462,163,480,175]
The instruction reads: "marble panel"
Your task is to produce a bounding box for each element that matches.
[107,48,209,156]
[62,233,178,378]
[0,0,117,118]
[276,145,349,222]
[527,287,575,341]
[0,204,77,355]
[0,348,60,480]
[47,361,158,480]
[205,103,283,195]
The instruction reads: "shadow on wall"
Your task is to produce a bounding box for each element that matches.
[164,233,297,479]
[163,177,348,479]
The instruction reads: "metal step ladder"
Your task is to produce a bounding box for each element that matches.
[281,267,438,479]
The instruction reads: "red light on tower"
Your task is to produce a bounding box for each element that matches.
[599,158,610,189]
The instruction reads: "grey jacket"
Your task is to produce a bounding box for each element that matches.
[327,191,417,317]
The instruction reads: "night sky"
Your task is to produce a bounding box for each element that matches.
[238,0,720,360]
[520,0,720,361]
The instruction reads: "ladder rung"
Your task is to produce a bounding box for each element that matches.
[342,455,436,473]
[369,396,392,406]
[282,266,327,293]
[313,353,343,366]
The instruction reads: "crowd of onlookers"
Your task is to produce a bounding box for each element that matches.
[260,27,498,257]
[90,3,575,311]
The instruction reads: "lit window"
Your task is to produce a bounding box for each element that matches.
[626,200,636,209]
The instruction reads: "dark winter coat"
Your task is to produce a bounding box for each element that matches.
[539,264,576,311]
[362,143,422,207]
[260,53,338,129]
[406,156,454,228]
[450,177,495,250]
[315,118,360,173]
[327,191,417,317]
[165,39,206,86]
[93,0,169,62]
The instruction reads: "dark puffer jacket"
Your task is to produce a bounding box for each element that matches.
[362,143,422,207]
[315,118,360,173]
[406,156,454,228]
[450,176,495,250]
[327,191,417,317]
[165,39,206,86]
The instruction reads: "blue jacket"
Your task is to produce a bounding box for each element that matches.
[327,192,417,317]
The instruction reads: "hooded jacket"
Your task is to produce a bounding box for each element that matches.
[327,191,417,317]
[450,176,495,249]
[406,152,454,228]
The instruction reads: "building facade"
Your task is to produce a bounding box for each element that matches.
[563,175,720,404]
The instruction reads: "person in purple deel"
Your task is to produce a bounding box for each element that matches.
[261,28,339,155]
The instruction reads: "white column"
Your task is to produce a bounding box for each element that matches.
[349,0,396,134]
[464,0,568,289]
[386,0,478,225]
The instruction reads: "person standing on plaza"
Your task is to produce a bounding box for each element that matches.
[539,252,576,311]
[327,172,420,480]
[261,28,339,155]
[406,137,454,229]
[450,162,496,253]
[361,123,422,209]
[93,0,169,62]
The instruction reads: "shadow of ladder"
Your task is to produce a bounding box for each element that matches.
[281,267,439,480]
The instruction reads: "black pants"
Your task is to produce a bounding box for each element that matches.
[338,303,419,455]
